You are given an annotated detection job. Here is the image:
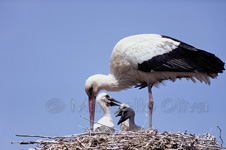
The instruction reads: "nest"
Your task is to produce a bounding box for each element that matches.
[14,129,224,150]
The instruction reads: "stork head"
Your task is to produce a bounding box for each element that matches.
[85,74,105,130]
[116,107,135,125]
[115,103,130,115]
[97,93,121,108]
[85,74,118,130]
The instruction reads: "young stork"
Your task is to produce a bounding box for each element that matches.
[85,34,225,130]
[116,107,141,132]
[115,104,130,131]
[93,93,121,132]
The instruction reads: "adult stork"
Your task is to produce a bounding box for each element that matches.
[85,34,225,130]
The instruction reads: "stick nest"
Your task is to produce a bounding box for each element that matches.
[16,129,224,150]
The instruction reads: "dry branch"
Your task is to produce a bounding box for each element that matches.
[217,125,224,148]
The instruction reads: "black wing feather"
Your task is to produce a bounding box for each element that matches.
[138,35,225,75]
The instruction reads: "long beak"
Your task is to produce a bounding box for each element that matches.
[89,96,96,131]
[117,115,128,125]
[115,108,121,115]
[108,98,122,106]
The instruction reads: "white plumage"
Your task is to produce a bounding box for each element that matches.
[93,93,121,132]
[114,34,180,69]
[85,34,225,130]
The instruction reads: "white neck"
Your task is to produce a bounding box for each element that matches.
[94,101,114,131]
[96,74,120,92]
[86,73,134,96]
[97,100,110,116]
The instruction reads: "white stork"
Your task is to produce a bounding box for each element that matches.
[85,34,225,130]
[93,93,121,132]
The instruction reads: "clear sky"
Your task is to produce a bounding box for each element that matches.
[1,0,226,149]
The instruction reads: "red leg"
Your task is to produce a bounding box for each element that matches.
[148,85,154,129]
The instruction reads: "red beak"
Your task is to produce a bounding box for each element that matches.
[89,96,96,130]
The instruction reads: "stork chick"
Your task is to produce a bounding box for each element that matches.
[116,107,141,132]
[115,104,130,131]
[94,93,121,132]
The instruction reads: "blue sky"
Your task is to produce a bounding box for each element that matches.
[1,0,226,149]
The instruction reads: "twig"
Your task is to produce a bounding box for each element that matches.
[78,125,89,131]
[11,140,58,145]
[15,133,92,139]
[15,134,63,139]
[142,101,148,129]
[80,115,120,131]
[208,126,214,134]
[216,126,224,148]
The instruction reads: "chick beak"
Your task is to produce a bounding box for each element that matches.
[115,107,121,114]
[108,98,121,106]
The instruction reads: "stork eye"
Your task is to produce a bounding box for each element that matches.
[105,95,110,99]
[89,87,93,96]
